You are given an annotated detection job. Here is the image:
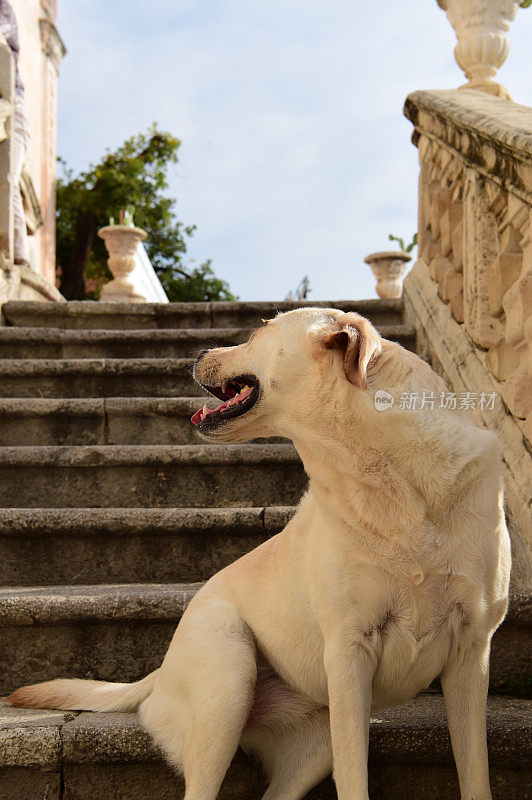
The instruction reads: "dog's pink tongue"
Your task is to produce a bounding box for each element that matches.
[191,409,203,426]
[191,386,252,426]
[191,406,211,426]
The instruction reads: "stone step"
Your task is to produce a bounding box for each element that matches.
[0,397,213,445]
[0,583,528,696]
[1,695,530,800]
[0,506,293,585]
[0,397,286,446]
[0,397,288,446]
[1,298,403,330]
[0,357,200,397]
[0,444,305,508]
[0,583,195,693]
[0,324,419,359]
[0,326,253,359]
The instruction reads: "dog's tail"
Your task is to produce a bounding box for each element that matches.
[7,670,159,712]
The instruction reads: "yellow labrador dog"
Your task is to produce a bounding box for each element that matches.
[9,308,511,800]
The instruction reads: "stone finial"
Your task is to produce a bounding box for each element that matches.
[98,224,148,303]
[364,251,412,299]
[437,0,527,100]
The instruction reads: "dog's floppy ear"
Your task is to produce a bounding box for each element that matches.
[323,316,382,389]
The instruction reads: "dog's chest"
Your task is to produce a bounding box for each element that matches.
[370,574,475,706]
[256,570,475,709]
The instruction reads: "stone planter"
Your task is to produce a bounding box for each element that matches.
[98,224,148,303]
[364,251,412,299]
[437,0,525,100]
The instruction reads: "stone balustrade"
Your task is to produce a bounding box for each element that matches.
[405,89,531,439]
[403,88,532,588]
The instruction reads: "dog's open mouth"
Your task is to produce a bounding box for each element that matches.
[191,375,260,428]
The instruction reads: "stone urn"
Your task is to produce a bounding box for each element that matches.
[98,224,148,303]
[437,0,527,100]
[364,251,412,299]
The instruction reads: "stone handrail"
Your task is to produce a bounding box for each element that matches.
[403,88,532,589]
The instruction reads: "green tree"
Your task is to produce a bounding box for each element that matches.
[56,125,237,301]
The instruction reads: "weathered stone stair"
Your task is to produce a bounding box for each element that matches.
[0,299,530,800]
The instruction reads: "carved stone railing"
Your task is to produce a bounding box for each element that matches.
[403,88,532,589]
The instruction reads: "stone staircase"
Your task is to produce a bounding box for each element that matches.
[0,299,529,800]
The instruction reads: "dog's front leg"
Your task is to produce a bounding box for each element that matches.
[324,638,375,800]
[441,642,492,800]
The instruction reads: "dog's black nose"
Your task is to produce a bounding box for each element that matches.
[196,349,209,362]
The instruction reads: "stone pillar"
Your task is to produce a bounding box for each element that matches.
[461,169,503,349]
[436,0,527,100]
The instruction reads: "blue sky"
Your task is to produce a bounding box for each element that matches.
[57,1,532,301]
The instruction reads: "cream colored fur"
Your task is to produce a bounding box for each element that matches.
[9,308,511,800]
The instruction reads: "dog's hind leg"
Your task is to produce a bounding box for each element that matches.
[242,709,332,800]
[240,675,332,800]
[140,597,257,800]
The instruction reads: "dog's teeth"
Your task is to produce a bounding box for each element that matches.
[202,404,209,415]
[222,382,228,394]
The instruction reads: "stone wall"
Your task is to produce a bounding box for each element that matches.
[403,88,532,590]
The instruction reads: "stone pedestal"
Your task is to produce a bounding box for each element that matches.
[364,251,411,298]
[98,225,148,303]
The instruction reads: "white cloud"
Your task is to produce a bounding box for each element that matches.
[57,0,532,300]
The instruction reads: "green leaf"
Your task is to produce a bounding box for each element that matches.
[387,232,417,253]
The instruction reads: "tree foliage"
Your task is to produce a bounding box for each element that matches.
[56,125,237,301]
